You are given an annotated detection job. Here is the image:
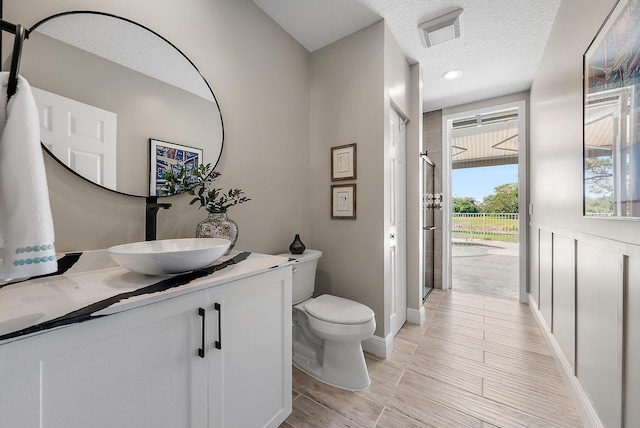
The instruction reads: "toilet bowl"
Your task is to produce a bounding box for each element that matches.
[279,249,376,391]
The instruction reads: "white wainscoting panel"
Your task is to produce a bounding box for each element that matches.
[552,234,576,372]
[576,241,623,428]
[529,227,540,304]
[625,254,640,425]
[529,223,638,427]
[539,230,553,326]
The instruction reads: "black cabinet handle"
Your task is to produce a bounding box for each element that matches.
[214,303,222,350]
[198,307,206,358]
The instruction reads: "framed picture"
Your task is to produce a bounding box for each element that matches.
[149,138,203,196]
[583,0,640,218]
[331,143,357,181]
[331,184,356,219]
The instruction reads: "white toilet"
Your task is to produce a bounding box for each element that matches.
[279,249,376,391]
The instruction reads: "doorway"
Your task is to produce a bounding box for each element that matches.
[442,100,527,303]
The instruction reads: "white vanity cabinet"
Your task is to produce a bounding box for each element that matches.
[0,287,210,428]
[207,267,292,427]
[0,264,292,428]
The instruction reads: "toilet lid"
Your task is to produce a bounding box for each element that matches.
[304,294,374,325]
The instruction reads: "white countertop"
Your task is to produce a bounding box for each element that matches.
[0,249,291,343]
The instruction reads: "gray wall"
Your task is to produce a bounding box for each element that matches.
[5,0,311,254]
[309,21,412,339]
[406,63,424,317]
[529,0,640,426]
[309,21,385,335]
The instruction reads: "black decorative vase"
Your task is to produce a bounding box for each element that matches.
[289,234,306,254]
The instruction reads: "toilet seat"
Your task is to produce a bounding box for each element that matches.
[304,294,374,325]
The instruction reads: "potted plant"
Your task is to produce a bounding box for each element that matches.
[161,163,250,253]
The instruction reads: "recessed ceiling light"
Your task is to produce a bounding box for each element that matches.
[418,8,463,48]
[442,69,462,80]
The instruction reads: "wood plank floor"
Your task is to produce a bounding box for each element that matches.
[280,289,583,428]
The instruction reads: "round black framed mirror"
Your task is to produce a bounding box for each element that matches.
[21,11,224,197]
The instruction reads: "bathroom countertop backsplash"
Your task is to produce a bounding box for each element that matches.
[0,249,291,344]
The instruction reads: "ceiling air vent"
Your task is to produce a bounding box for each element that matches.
[418,8,463,48]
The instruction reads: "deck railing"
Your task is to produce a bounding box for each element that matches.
[452,213,519,243]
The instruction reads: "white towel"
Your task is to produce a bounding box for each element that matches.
[0,73,57,281]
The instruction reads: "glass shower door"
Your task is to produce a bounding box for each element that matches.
[421,152,436,300]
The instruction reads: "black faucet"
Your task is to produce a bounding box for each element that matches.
[145,196,172,241]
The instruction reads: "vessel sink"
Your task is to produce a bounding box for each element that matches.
[107,238,231,275]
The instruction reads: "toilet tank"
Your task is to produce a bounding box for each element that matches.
[278,249,322,304]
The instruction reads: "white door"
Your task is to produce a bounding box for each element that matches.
[32,87,117,189]
[389,108,407,337]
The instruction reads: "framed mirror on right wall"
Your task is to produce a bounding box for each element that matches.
[583,0,640,218]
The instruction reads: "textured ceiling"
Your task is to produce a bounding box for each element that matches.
[252,0,562,112]
[36,13,214,101]
[252,0,380,52]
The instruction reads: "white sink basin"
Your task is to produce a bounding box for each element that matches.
[107,238,231,275]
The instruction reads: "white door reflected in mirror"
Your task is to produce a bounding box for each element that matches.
[33,87,117,189]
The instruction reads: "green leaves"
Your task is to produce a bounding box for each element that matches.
[481,183,518,213]
[161,163,250,213]
[453,197,479,213]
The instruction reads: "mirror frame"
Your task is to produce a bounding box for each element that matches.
[583,0,640,218]
[24,10,224,198]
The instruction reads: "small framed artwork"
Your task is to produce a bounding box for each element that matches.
[331,143,357,181]
[331,184,356,219]
[149,138,203,196]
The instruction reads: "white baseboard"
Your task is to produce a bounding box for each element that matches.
[528,294,603,428]
[362,333,394,359]
[406,307,425,325]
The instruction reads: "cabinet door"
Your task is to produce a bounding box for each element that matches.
[208,267,292,428]
[0,290,209,428]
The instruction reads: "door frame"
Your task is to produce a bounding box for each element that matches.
[441,99,528,303]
